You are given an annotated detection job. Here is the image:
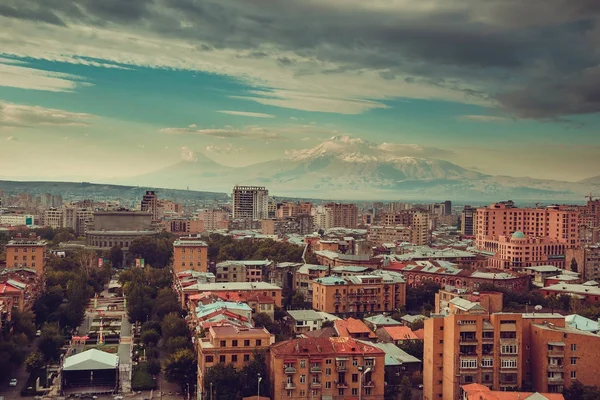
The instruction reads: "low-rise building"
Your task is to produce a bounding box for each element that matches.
[312,271,406,316]
[375,326,420,345]
[461,384,564,400]
[358,341,422,383]
[5,238,47,275]
[268,337,385,400]
[294,264,329,301]
[197,326,274,397]
[176,281,283,309]
[315,250,382,268]
[363,314,403,332]
[173,236,208,274]
[287,310,323,335]
[435,286,504,314]
[334,317,377,340]
[215,260,270,283]
[540,281,600,304]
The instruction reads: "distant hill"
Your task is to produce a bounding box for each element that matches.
[579,175,600,185]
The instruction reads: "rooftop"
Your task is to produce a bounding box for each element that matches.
[209,325,271,337]
[461,383,565,400]
[270,337,384,356]
[287,310,323,322]
[183,281,282,292]
[543,282,600,296]
[565,314,599,332]
[63,349,119,371]
[334,318,377,339]
[356,341,421,365]
[379,326,419,341]
[364,314,402,326]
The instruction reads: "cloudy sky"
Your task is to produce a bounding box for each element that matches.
[1,0,600,183]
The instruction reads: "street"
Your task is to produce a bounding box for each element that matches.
[0,338,41,400]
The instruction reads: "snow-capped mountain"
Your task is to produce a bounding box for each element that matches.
[129,136,600,200]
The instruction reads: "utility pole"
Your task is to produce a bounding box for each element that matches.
[258,373,262,400]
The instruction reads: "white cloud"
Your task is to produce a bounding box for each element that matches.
[217,110,275,118]
[459,115,509,122]
[160,125,283,140]
[0,101,95,128]
[6,136,16,141]
[0,61,91,92]
[179,146,197,162]
[205,143,244,154]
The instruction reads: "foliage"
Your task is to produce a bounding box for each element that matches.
[128,235,174,268]
[154,287,181,319]
[384,369,400,400]
[163,348,197,391]
[127,282,153,323]
[132,363,157,391]
[405,281,440,312]
[578,305,600,321]
[304,251,319,264]
[109,245,124,268]
[409,319,425,331]
[161,312,188,341]
[398,340,424,361]
[478,283,548,311]
[141,320,162,336]
[38,323,65,362]
[204,363,242,400]
[322,320,334,328]
[25,351,45,373]
[239,352,270,398]
[563,381,600,400]
[147,358,162,375]
[165,336,191,354]
[141,329,161,347]
[12,310,37,340]
[253,312,280,335]
[206,234,303,263]
[399,376,412,400]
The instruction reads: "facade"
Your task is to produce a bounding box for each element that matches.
[140,190,159,220]
[197,209,229,231]
[165,218,204,235]
[323,203,359,229]
[435,287,504,314]
[215,260,270,283]
[476,202,580,247]
[0,213,35,227]
[461,206,477,237]
[5,238,47,275]
[62,206,95,236]
[287,310,323,335]
[261,215,314,236]
[268,337,386,400]
[177,281,283,309]
[44,208,63,228]
[312,271,406,315]
[540,281,600,304]
[232,186,269,220]
[197,326,274,397]
[173,236,208,274]
[367,225,426,246]
[487,232,566,269]
[565,245,600,281]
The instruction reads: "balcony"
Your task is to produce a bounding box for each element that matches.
[363,382,375,388]
[310,383,322,389]
[284,383,296,390]
[459,338,478,345]
[310,366,322,373]
[548,364,563,372]
[548,350,565,357]
[548,377,564,385]
[336,382,348,389]
[482,336,494,344]
[285,367,297,374]
[336,365,347,372]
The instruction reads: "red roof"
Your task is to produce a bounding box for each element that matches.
[218,291,275,304]
[335,318,376,339]
[271,337,385,356]
[0,282,23,295]
[381,326,419,341]
[413,329,425,340]
[461,384,565,400]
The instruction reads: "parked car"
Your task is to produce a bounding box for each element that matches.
[9,379,17,387]
[36,330,41,337]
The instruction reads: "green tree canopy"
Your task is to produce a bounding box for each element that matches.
[161,312,188,341]
[165,336,191,354]
[203,363,242,400]
[141,329,161,347]
[39,323,65,362]
[163,348,197,391]
[25,351,45,373]
[109,245,124,268]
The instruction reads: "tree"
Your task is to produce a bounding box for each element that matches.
[12,310,36,340]
[163,348,197,391]
[75,248,98,277]
[165,336,191,354]
[398,340,424,360]
[253,312,280,335]
[109,245,124,268]
[409,319,425,331]
[161,312,188,341]
[141,330,161,347]
[204,363,242,400]
[399,376,412,400]
[127,284,153,323]
[570,257,579,273]
[291,292,306,309]
[25,351,45,373]
[39,324,65,362]
[141,320,162,336]
[154,288,181,319]
[147,358,162,375]
[129,236,174,268]
[405,281,440,312]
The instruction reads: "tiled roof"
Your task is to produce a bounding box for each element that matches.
[356,341,421,365]
[364,314,402,326]
[461,384,565,400]
[380,326,419,341]
[270,337,384,356]
[302,327,338,338]
[209,325,271,337]
[287,310,322,321]
[413,329,424,339]
[334,318,376,339]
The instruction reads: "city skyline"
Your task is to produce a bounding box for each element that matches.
[1,1,600,184]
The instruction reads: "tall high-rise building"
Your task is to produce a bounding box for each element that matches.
[232,186,269,220]
[141,190,159,220]
[461,205,477,236]
[443,200,452,215]
[323,202,358,228]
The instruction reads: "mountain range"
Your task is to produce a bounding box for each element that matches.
[128,136,600,201]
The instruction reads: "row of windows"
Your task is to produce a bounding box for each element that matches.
[218,339,263,347]
[14,255,36,260]
[284,388,372,397]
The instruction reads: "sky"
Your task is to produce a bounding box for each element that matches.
[1,0,600,183]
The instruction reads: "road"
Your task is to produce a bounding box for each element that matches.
[0,337,41,400]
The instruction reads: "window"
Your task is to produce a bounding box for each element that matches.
[326,359,332,365]
[325,368,331,376]
[219,355,226,363]
[570,357,577,365]
[481,358,493,367]
[352,388,358,396]
[220,340,226,347]
[352,374,358,383]
[365,388,372,395]
[501,359,517,369]
[325,382,331,389]
[256,339,262,346]
[299,391,305,397]
[501,345,518,354]
[352,359,358,366]
[232,340,238,347]
[300,375,306,384]
[571,371,577,379]
[244,340,250,346]
[243,354,250,362]
[571,344,577,352]
[300,360,306,368]
[338,389,345,396]
[460,359,477,369]
[205,356,214,363]
[231,355,238,362]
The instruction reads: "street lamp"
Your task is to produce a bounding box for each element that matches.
[257,373,263,400]
[210,382,213,400]
[358,367,372,400]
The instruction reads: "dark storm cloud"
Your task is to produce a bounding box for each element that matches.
[2,0,600,119]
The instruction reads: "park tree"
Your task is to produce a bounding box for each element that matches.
[163,348,197,391]
[147,358,162,376]
[165,336,191,354]
[25,351,45,373]
[39,324,65,362]
[154,288,181,319]
[161,312,188,341]
[127,284,153,323]
[109,245,124,268]
[399,376,413,400]
[75,248,98,277]
[12,310,36,340]
[204,363,241,400]
[141,330,161,347]
[239,352,270,398]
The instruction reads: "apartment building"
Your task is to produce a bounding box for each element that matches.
[177,280,283,309]
[367,225,422,246]
[43,208,63,228]
[268,337,385,400]
[140,190,160,220]
[62,205,95,236]
[487,232,567,269]
[165,218,204,235]
[215,260,270,283]
[565,244,600,281]
[276,202,312,218]
[540,281,600,304]
[232,186,269,220]
[435,286,504,314]
[312,271,406,315]
[461,206,477,237]
[323,203,359,229]
[5,238,47,275]
[197,209,229,231]
[173,236,208,274]
[476,202,579,250]
[197,325,274,396]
